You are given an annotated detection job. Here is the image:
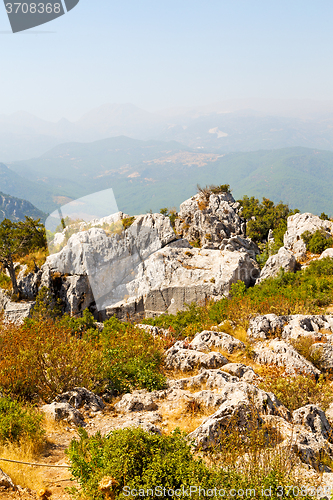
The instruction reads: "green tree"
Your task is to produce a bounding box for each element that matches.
[238,196,299,243]
[0,217,46,296]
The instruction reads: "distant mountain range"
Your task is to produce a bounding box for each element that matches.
[2,137,333,217]
[0,191,46,223]
[3,100,333,161]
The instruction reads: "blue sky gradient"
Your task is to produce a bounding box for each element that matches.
[0,0,333,120]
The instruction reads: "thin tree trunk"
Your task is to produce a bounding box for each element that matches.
[7,258,19,296]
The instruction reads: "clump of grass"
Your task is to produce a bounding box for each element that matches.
[259,367,333,412]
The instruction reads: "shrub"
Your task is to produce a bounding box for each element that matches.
[101,317,166,393]
[0,318,105,402]
[66,427,312,500]
[301,229,333,254]
[259,368,333,412]
[122,216,135,230]
[0,397,44,444]
[238,196,298,244]
[197,183,231,197]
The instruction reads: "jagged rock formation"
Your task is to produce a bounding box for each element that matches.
[284,212,333,260]
[39,203,259,320]
[257,247,296,283]
[247,314,333,341]
[174,191,259,257]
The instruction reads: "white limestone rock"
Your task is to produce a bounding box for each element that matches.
[257,247,296,283]
[41,402,84,426]
[167,369,239,391]
[115,390,159,413]
[189,330,245,353]
[284,212,333,259]
[55,387,104,412]
[188,382,289,450]
[253,339,321,376]
[164,345,228,372]
[221,363,259,382]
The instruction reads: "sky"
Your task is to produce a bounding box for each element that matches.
[0,0,333,121]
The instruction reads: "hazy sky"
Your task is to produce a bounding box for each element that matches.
[0,0,333,120]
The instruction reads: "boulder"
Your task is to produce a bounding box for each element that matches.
[256,247,296,283]
[136,324,169,337]
[189,330,245,353]
[115,390,159,412]
[262,414,333,471]
[247,314,333,341]
[167,369,238,391]
[247,314,289,340]
[319,248,333,260]
[292,405,332,441]
[41,402,84,426]
[164,345,228,372]
[55,387,104,412]
[105,247,259,320]
[253,339,320,376]
[221,363,259,382]
[310,343,333,371]
[0,290,35,323]
[284,213,333,259]
[174,192,246,249]
[188,382,289,450]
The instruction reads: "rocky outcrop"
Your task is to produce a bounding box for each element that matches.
[55,387,104,412]
[174,192,259,258]
[253,339,321,376]
[0,289,34,323]
[221,363,259,382]
[115,391,159,413]
[284,213,333,259]
[45,214,259,319]
[167,369,239,391]
[188,382,289,450]
[256,247,296,283]
[310,343,333,371]
[189,330,245,353]
[247,314,333,341]
[41,402,85,426]
[164,344,228,371]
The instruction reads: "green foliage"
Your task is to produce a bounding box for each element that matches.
[0,217,46,294]
[159,208,177,228]
[142,302,210,338]
[197,183,231,196]
[301,229,333,254]
[66,427,311,500]
[0,396,44,444]
[320,212,330,221]
[259,369,333,412]
[145,257,333,337]
[230,280,247,298]
[101,317,166,393]
[122,216,135,230]
[31,286,62,320]
[239,196,298,243]
[59,308,97,336]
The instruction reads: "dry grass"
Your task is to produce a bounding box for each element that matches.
[19,249,48,275]
[0,437,46,491]
[160,400,214,434]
